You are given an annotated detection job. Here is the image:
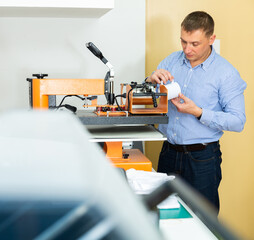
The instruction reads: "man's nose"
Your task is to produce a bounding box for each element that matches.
[185,44,192,53]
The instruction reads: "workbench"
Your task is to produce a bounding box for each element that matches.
[159,197,218,240]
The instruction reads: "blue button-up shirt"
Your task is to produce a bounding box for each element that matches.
[158,47,247,144]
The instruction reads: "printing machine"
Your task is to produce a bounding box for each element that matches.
[26,42,169,171]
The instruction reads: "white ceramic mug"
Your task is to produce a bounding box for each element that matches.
[164,80,181,99]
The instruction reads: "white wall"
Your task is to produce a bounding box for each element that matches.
[0,0,145,110]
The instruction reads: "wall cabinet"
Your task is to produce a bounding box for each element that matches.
[0,0,114,18]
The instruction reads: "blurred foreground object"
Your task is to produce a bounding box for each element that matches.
[0,110,163,240]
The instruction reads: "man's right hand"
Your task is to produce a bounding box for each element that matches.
[146,69,174,84]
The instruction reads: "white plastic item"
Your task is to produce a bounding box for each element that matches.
[164,80,181,99]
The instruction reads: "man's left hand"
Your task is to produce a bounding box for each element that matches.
[171,93,202,118]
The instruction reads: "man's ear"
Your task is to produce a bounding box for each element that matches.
[209,34,216,45]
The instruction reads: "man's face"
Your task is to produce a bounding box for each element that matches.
[180,28,215,67]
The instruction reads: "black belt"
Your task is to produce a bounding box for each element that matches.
[166,141,218,152]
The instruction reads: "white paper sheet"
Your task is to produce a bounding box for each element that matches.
[126,169,180,209]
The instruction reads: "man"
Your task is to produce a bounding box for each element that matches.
[145,11,246,211]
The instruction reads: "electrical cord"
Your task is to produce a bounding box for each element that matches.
[50,93,129,113]
[50,95,89,113]
[58,104,77,113]
[114,93,126,111]
[57,95,73,109]
[57,95,87,109]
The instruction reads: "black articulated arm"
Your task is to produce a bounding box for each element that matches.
[86,42,108,65]
[86,42,115,105]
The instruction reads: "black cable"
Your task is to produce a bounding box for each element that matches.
[114,94,126,111]
[115,94,126,98]
[57,95,87,109]
[57,95,73,109]
[115,97,123,111]
[48,95,87,113]
[58,104,77,113]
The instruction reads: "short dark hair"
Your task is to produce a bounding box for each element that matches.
[181,11,214,37]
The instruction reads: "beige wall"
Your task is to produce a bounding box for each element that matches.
[145,0,254,238]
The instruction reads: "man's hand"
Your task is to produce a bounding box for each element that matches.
[146,69,174,84]
[171,93,202,118]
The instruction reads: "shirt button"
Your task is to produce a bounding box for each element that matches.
[174,133,176,136]
[184,84,187,87]
[176,117,179,120]
[202,121,205,124]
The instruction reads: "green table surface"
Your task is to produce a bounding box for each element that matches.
[159,202,192,219]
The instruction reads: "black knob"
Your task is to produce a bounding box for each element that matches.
[32,74,48,79]
[123,153,129,159]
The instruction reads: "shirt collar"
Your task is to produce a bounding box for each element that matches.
[201,46,216,71]
[180,46,216,71]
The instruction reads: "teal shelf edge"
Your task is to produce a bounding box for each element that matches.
[159,202,192,219]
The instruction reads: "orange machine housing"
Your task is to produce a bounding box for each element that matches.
[31,78,104,109]
[125,84,168,114]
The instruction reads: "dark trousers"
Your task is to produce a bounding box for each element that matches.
[157,141,222,212]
